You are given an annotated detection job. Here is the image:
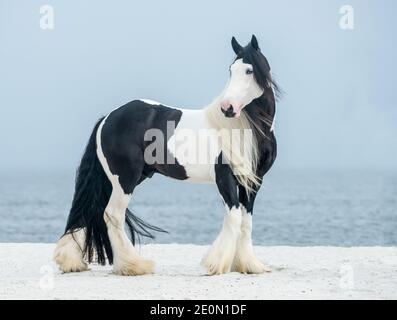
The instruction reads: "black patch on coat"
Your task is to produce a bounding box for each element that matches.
[215,152,240,210]
[100,100,188,195]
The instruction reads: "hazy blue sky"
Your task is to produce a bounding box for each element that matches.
[1,0,396,171]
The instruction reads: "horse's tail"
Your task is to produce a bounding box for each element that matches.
[63,117,166,265]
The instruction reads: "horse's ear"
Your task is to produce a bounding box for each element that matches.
[231,36,242,55]
[251,34,259,51]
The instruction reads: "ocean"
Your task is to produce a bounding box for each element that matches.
[0,168,396,246]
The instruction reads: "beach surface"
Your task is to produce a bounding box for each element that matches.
[0,243,396,300]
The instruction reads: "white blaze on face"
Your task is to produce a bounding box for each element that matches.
[221,59,264,117]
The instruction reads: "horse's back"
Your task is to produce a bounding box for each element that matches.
[102,100,182,140]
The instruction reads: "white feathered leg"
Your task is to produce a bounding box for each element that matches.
[232,207,271,273]
[202,206,242,275]
[54,228,88,273]
[104,189,154,276]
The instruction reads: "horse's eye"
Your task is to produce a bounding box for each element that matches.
[246,69,253,75]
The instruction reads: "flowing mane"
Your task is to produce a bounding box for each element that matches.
[205,94,259,191]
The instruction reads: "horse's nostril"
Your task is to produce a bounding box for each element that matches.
[221,105,236,118]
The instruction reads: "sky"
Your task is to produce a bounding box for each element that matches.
[0,0,396,171]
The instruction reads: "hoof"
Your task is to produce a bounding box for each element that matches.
[54,254,89,273]
[232,256,271,274]
[201,250,235,275]
[113,258,155,276]
[54,237,88,273]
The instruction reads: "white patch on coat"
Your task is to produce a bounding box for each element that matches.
[139,99,162,106]
[165,94,259,190]
[232,206,271,273]
[139,99,175,108]
[201,206,242,275]
[167,109,220,183]
[54,228,88,273]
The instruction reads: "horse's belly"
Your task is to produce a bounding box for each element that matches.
[183,163,215,183]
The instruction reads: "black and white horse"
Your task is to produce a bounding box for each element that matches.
[54,35,279,276]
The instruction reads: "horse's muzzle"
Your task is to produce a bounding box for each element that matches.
[221,105,236,118]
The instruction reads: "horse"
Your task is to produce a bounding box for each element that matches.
[54,35,280,276]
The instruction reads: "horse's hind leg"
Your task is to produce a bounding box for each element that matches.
[104,183,154,276]
[54,228,88,273]
[98,133,154,275]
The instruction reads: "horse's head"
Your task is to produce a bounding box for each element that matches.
[221,35,275,118]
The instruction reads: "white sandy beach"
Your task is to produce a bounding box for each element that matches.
[0,243,396,300]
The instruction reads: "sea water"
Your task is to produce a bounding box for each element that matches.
[0,168,396,245]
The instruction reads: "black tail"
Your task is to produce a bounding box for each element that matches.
[64,117,166,265]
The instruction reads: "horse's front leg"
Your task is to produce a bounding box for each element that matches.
[232,186,271,274]
[201,157,242,275]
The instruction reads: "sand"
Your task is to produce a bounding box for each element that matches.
[0,243,396,299]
